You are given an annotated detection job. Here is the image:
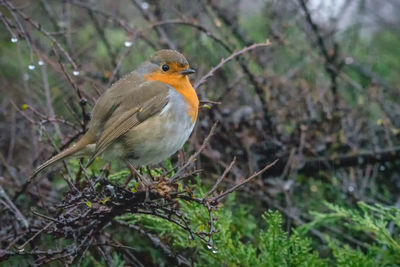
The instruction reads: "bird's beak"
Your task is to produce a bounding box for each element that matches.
[179,68,196,75]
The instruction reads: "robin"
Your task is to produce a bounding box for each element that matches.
[31,50,198,178]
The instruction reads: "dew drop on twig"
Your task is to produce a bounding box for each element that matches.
[124,41,133,47]
[348,185,354,193]
[141,2,149,10]
[11,37,18,43]
[73,70,80,76]
[38,60,44,66]
[28,64,35,70]
[345,57,354,65]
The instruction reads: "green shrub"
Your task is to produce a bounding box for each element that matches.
[301,202,400,266]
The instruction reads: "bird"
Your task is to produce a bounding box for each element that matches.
[31,49,198,179]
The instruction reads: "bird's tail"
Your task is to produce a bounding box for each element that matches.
[30,137,91,180]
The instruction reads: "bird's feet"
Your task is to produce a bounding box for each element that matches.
[124,160,151,188]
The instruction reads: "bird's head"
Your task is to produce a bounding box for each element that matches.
[138,50,195,86]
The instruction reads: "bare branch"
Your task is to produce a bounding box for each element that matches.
[194,41,271,90]
[170,121,219,182]
[210,159,279,203]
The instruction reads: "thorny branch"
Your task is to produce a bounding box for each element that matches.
[170,121,219,182]
[297,0,344,110]
[1,0,78,70]
[0,123,277,265]
[194,41,272,90]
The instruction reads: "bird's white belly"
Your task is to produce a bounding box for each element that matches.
[103,89,195,166]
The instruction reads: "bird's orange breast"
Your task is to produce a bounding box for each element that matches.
[144,72,199,122]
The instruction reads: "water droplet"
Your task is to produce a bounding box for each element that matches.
[212,249,218,254]
[38,60,44,66]
[310,185,318,192]
[18,248,25,253]
[345,57,354,65]
[73,70,80,76]
[28,64,35,70]
[11,37,18,43]
[348,185,354,193]
[141,2,150,10]
[206,244,212,250]
[106,185,115,191]
[124,41,133,47]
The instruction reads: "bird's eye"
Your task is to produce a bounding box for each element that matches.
[162,64,169,71]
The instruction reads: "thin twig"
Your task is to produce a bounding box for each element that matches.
[3,0,78,69]
[170,121,219,182]
[203,157,236,199]
[194,41,271,90]
[210,159,279,203]
[0,186,29,228]
[17,222,53,250]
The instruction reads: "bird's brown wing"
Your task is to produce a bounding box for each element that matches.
[86,71,145,138]
[85,80,170,166]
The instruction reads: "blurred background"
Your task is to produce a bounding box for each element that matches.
[1,0,400,265]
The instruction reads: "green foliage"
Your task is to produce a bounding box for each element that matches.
[255,211,324,267]
[328,239,380,267]
[64,160,400,266]
[80,252,125,267]
[108,169,130,184]
[114,179,400,266]
[118,180,325,266]
[301,202,400,266]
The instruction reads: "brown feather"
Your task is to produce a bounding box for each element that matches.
[85,81,170,167]
[30,136,91,180]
